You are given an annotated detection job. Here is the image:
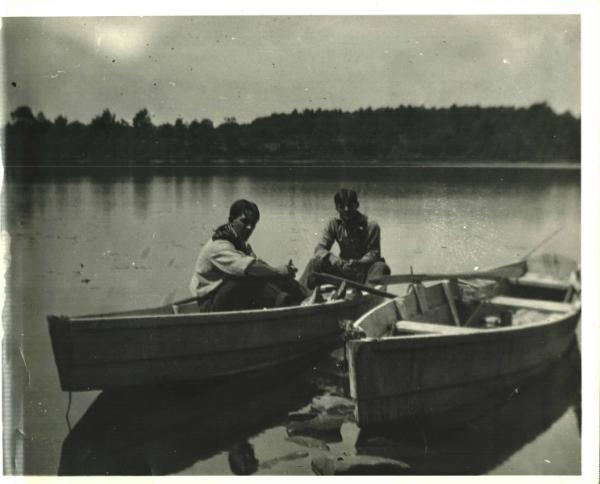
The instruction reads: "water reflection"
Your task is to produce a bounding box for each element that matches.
[355,339,581,475]
[228,442,259,475]
[57,339,580,476]
[90,177,117,217]
[173,175,185,211]
[58,360,323,475]
[131,173,153,217]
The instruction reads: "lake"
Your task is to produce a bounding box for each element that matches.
[2,164,581,475]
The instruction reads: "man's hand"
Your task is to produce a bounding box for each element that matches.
[247,260,296,279]
[327,253,343,268]
[339,259,363,280]
[343,259,364,272]
[275,260,297,278]
[287,259,298,277]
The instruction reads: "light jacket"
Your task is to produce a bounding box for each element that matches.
[314,212,383,265]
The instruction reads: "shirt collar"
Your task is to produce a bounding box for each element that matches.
[228,223,240,239]
[336,211,367,227]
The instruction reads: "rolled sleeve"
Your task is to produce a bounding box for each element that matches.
[314,219,336,260]
[210,241,256,276]
[358,221,381,264]
[190,239,257,297]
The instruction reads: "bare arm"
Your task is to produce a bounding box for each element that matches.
[245,259,295,279]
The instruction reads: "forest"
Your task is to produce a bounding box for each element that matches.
[4,103,580,165]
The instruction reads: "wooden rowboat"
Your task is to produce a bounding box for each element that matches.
[346,253,581,428]
[48,288,383,392]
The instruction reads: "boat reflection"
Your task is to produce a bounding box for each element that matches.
[58,359,327,475]
[58,340,580,475]
[355,338,581,475]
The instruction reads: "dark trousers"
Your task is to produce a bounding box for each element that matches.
[298,257,391,290]
[198,278,307,312]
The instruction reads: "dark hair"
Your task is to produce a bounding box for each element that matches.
[228,199,260,223]
[334,188,359,207]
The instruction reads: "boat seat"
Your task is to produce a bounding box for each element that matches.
[489,296,573,313]
[395,320,480,335]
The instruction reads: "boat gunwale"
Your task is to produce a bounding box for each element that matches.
[351,265,579,344]
[52,293,373,328]
[349,307,580,351]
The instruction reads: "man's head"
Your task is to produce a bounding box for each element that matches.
[228,199,260,241]
[334,188,359,222]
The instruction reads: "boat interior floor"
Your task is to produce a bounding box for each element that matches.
[358,276,576,339]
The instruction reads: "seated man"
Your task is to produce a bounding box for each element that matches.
[299,188,391,290]
[190,199,306,311]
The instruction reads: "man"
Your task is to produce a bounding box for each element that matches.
[190,199,306,311]
[299,188,391,290]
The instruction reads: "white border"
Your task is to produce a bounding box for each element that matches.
[0,0,597,482]
[580,1,600,483]
[0,0,588,16]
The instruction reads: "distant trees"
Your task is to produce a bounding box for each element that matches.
[11,106,36,124]
[3,102,580,165]
[188,119,215,160]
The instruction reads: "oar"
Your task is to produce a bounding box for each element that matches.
[170,295,199,306]
[172,274,398,310]
[313,272,399,298]
[521,226,563,260]
[372,225,565,287]
[371,266,521,286]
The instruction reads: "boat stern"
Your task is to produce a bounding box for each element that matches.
[47,315,74,391]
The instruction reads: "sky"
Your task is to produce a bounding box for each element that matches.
[2,15,580,126]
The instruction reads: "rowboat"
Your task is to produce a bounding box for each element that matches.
[346,253,581,428]
[48,287,384,392]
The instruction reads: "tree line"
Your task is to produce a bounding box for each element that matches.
[4,103,580,165]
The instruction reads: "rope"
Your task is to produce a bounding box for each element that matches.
[521,226,563,260]
[65,391,72,432]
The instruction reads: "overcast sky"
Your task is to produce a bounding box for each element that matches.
[2,15,580,126]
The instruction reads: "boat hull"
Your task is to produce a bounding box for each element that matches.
[346,253,580,428]
[347,311,579,427]
[49,295,380,391]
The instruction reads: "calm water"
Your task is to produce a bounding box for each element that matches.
[2,165,581,475]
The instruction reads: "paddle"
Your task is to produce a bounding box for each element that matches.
[171,295,199,306]
[521,226,563,260]
[313,272,399,298]
[372,226,565,287]
[370,263,524,286]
